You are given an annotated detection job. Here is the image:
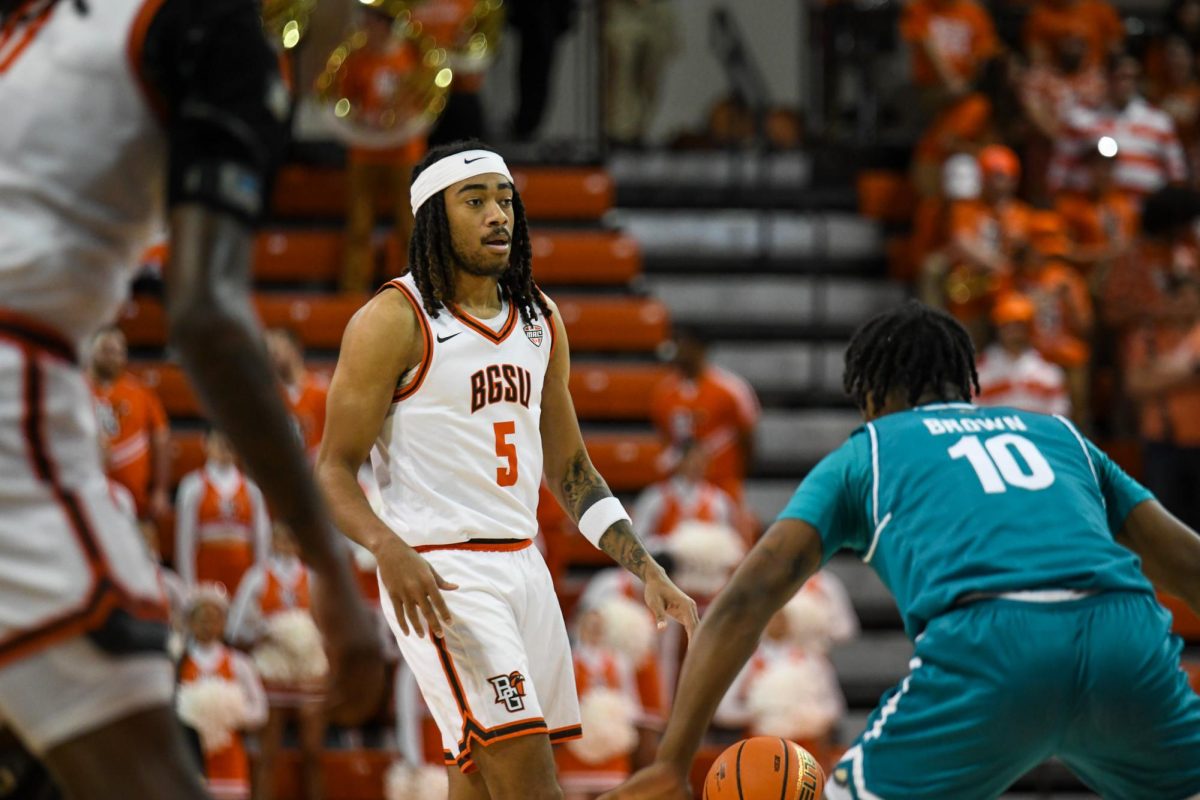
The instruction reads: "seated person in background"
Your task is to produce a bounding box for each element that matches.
[177,586,267,800]
[175,429,271,594]
[921,144,1032,343]
[1147,35,1200,181]
[1054,140,1139,293]
[650,328,760,503]
[1002,213,1094,423]
[713,599,846,770]
[632,439,739,543]
[557,604,664,800]
[1023,0,1123,69]
[227,524,327,800]
[265,328,328,462]
[977,293,1071,417]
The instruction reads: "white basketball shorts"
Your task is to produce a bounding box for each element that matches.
[0,313,170,750]
[379,539,582,773]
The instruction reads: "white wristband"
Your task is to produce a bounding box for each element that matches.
[577,497,631,548]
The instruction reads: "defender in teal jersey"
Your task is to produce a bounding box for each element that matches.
[602,302,1200,800]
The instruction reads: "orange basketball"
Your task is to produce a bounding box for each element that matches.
[703,737,824,800]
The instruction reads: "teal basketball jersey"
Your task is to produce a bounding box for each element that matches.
[778,402,1156,637]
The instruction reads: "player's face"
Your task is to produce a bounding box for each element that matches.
[443,173,514,279]
[190,603,225,642]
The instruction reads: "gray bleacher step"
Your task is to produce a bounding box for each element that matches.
[710,341,847,397]
[614,210,884,265]
[755,409,862,468]
[828,632,912,705]
[644,275,907,338]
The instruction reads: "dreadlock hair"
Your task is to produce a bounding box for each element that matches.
[843,300,980,414]
[406,139,550,325]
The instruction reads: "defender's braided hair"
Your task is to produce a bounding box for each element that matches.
[843,301,979,413]
[406,140,550,325]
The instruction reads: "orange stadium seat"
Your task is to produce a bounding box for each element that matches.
[131,362,197,418]
[169,430,206,485]
[252,229,641,287]
[569,363,670,420]
[271,165,613,221]
[122,294,668,354]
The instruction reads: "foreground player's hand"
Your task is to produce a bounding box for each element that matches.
[597,762,691,800]
[312,571,387,726]
[644,569,699,640]
[375,537,458,639]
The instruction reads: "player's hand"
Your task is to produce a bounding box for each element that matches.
[597,762,692,800]
[311,569,387,726]
[643,569,699,641]
[375,537,458,639]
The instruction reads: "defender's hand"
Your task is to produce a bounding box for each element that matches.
[644,569,699,640]
[598,763,692,800]
[375,537,458,639]
[311,572,386,726]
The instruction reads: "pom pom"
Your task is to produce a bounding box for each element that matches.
[253,609,329,685]
[567,688,639,765]
[746,660,839,740]
[783,588,835,652]
[597,596,656,664]
[176,676,249,752]
[384,761,448,800]
[667,521,745,596]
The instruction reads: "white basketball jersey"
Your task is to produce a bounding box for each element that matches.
[371,275,554,547]
[0,0,166,348]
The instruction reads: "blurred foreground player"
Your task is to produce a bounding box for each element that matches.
[0,0,383,797]
[318,140,697,799]
[604,302,1200,800]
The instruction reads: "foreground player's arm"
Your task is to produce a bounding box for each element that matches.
[315,292,457,639]
[147,0,381,722]
[539,298,698,635]
[1084,438,1200,614]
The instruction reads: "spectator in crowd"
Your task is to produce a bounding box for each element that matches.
[977,292,1071,416]
[900,0,999,113]
[912,153,983,280]
[1049,53,1188,199]
[650,328,760,502]
[228,524,327,800]
[603,0,680,149]
[175,429,271,594]
[1023,0,1123,70]
[177,586,268,800]
[911,60,997,198]
[507,0,575,141]
[1054,140,1139,292]
[1146,0,1200,86]
[1005,212,1094,420]
[88,326,171,520]
[336,5,426,292]
[415,0,488,146]
[1147,36,1200,182]
[266,327,328,461]
[557,604,664,800]
[631,439,738,542]
[921,144,1032,342]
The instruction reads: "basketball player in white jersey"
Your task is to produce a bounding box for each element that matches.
[0,0,383,797]
[317,140,700,800]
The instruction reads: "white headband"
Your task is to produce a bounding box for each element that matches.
[410,149,514,216]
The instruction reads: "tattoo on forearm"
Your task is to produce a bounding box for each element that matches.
[560,449,652,580]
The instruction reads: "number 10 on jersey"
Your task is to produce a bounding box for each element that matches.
[948,434,1055,494]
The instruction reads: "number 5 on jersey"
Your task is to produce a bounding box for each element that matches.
[494,421,518,486]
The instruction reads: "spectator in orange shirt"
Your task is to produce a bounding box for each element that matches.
[923,144,1032,340]
[336,6,427,292]
[1054,141,1139,290]
[900,0,1000,110]
[1023,0,1123,69]
[175,429,271,595]
[1148,36,1200,181]
[266,327,328,460]
[650,328,760,503]
[1125,279,1200,529]
[977,292,1071,417]
[88,326,171,520]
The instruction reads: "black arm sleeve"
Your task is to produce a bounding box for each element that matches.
[140,0,289,224]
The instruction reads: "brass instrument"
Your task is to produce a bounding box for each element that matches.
[262,0,317,50]
[402,0,504,76]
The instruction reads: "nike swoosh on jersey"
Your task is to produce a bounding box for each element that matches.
[436,332,462,343]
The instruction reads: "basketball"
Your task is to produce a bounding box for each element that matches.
[703,737,824,800]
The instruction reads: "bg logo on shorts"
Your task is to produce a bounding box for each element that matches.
[487,671,527,713]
